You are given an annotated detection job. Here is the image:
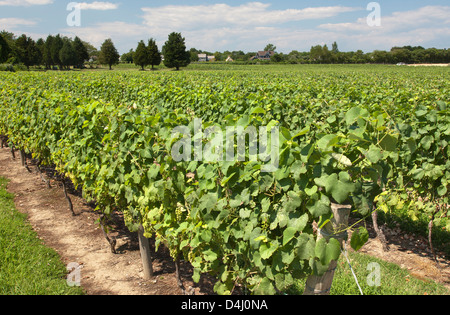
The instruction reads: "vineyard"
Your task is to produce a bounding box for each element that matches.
[0,64,449,295]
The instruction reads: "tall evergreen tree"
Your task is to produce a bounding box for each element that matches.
[51,34,64,70]
[59,39,77,69]
[35,38,45,66]
[0,33,11,63]
[73,36,89,68]
[99,38,120,70]
[147,38,161,70]
[162,32,190,71]
[134,40,149,70]
[43,35,54,69]
[15,34,40,70]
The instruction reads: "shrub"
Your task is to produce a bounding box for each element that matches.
[0,64,15,72]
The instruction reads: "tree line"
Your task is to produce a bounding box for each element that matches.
[1,29,449,71]
[0,30,191,71]
[298,42,450,64]
[0,31,92,70]
[200,42,450,65]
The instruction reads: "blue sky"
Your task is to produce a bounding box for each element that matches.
[1,1,449,54]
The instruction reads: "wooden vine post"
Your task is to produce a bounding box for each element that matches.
[303,203,352,295]
[138,225,154,280]
[371,208,389,251]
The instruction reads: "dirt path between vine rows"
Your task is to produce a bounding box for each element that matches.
[0,146,449,294]
[0,147,214,295]
[352,222,450,291]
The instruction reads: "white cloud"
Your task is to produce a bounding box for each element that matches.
[0,0,53,6]
[62,3,450,54]
[0,18,46,41]
[0,17,37,28]
[62,21,147,49]
[90,2,356,52]
[319,6,450,33]
[141,2,359,30]
[78,1,118,10]
[317,5,450,51]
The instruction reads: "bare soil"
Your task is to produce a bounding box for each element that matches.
[0,146,449,294]
[0,147,214,295]
[407,63,449,67]
[350,220,450,290]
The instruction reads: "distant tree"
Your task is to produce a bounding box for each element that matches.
[121,49,134,63]
[0,31,15,44]
[331,41,339,54]
[351,50,367,64]
[82,40,98,60]
[15,34,40,70]
[411,49,426,64]
[330,42,340,63]
[310,44,333,63]
[35,38,45,66]
[391,48,411,64]
[99,38,120,70]
[371,50,390,64]
[42,35,54,69]
[59,39,77,69]
[264,44,277,52]
[134,40,149,70]
[162,32,190,71]
[189,47,199,62]
[0,31,16,63]
[244,52,256,61]
[310,45,323,63]
[212,51,222,62]
[322,45,332,63]
[73,36,89,68]
[286,50,301,63]
[231,50,245,61]
[147,38,161,70]
[51,34,64,70]
[189,51,199,63]
[271,53,285,63]
[0,33,11,63]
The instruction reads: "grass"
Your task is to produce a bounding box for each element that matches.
[0,177,84,295]
[289,250,449,295]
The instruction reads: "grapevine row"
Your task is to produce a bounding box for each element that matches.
[0,67,448,294]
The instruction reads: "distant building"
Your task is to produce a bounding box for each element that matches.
[198,54,208,62]
[250,51,275,61]
[225,56,234,62]
[198,54,216,62]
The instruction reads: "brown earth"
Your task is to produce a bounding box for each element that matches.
[0,146,449,294]
[407,64,449,67]
[0,147,214,295]
[350,220,450,291]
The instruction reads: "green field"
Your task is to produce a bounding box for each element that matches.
[0,64,448,295]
